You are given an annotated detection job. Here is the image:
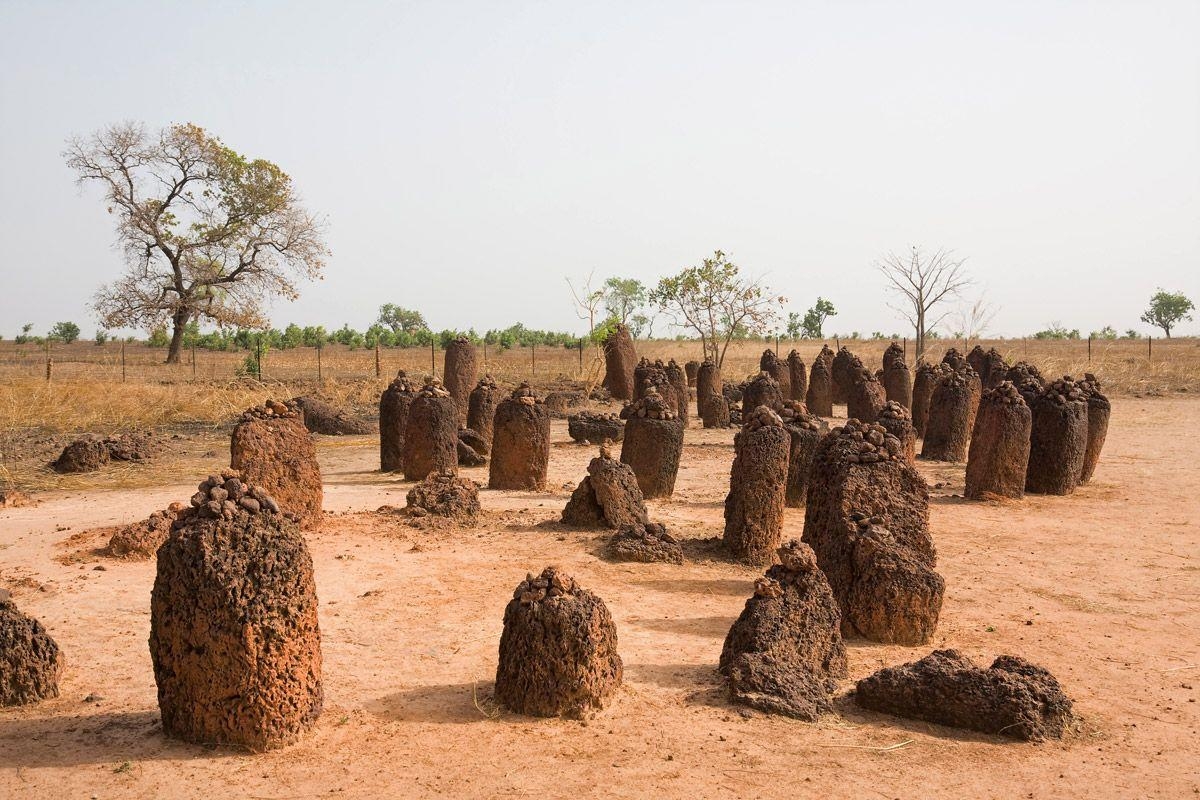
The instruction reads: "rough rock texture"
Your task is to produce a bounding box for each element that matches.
[741,371,784,414]
[380,371,418,472]
[855,649,1075,741]
[544,391,588,418]
[107,504,185,559]
[291,395,374,435]
[466,375,500,453]
[882,359,913,410]
[562,445,648,529]
[718,541,848,720]
[1026,377,1088,495]
[779,401,826,508]
[402,381,460,481]
[443,336,478,426]
[608,522,683,564]
[962,365,984,435]
[489,384,551,491]
[941,348,966,370]
[52,430,159,473]
[1006,361,1045,390]
[619,388,685,499]
[802,420,940,644]
[1078,373,1110,483]
[965,382,1031,500]
[883,341,906,371]
[634,358,687,420]
[966,344,987,377]
[602,323,638,401]
[697,360,731,428]
[406,470,481,519]
[684,360,700,387]
[911,362,947,437]
[805,355,834,417]
[230,401,322,529]
[982,348,1010,390]
[847,368,887,423]
[0,590,65,706]
[457,428,489,466]
[760,349,791,399]
[786,350,807,402]
[876,401,917,464]
[665,360,690,422]
[150,474,322,749]
[921,370,973,462]
[723,407,790,565]
[494,568,623,718]
[831,347,860,406]
[567,411,624,444]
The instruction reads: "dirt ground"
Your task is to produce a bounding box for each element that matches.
[1,397,1197,799]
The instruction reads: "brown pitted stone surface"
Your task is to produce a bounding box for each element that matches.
[831,347,861,405]
[403,381,459,481]
[602,323,638,401]
[883,341,906,371]
[962,365,984,435]
[467,375,500,453]
[150,474,322,750]
[966,344,987,377]
[882,358,913,410]
[847,368,886,423]
[779,401,826,508]
[1006,361,1045,390]
[494,568,623,718]
[965,382,1031,500]
[458,428,489,461]
[982,348,1010,390]
[684,360,700,388]
[718,541,848,720]
[406,470,481,519]
[608,522,683,564]
[0,590,65,706]
[722,381,743,404]
[544,391,588,418]
[786,350,807,402]
[290,395,374,435]
[855,649,1075,741]
[844,516,944,645]
[489,383,551,491]
[1078,373,1110,484]
[567,411,624,444]
[760,349,791,399]
[941,347,966,370]
[921,370,973,462]
[805,355,834,417]
[562,445,648,529]
[380,371,418,472]
[802,420,939,643]
[724,407,790,565]
[107,503,186,559]
[741,371,783,414]
[877,401,916,464]
[443,336,478,426]
[697,360,730,428]
[666,360,690,421]
[1026,376,1088,495]
[456,435,487,467]
[911,362,947,437]
[52,430,160,473]
[619,387,684,499]
[230,401,322,529]
[634,358,686,420]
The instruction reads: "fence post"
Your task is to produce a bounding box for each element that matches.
[375,342,381,379]
[835,337,840,350]
[775,334,779,356]
[1087,335,1092,362]
[430,341,435,376]
[121,342,127,382]
[256,340,264,380]
[532,343,536,375]
[578,338,584,375]
[1148,335,1152,360]
[903,337,907,361]
[483,340,488,368]
[317,344,323,382]
[192,344,197,380]
[45,357,52,383]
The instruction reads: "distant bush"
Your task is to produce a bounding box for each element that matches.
[147,326,171,348]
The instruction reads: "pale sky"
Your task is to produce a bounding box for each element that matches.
[1,1,1197,339]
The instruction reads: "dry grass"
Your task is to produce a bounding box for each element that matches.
[0,337,1196,436]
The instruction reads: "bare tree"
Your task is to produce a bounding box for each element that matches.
[878,246,971,361]
[65,121,328,363]
[566,269,604,339]
[950,293,999,349]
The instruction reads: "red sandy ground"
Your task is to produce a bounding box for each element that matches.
[0,397,1196,799]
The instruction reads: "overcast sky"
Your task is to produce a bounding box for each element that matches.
[1,1,1197,339]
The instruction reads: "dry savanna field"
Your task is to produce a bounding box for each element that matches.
[1,336,1198,799]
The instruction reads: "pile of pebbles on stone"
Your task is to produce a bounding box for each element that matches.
[741,404,784,432]
[833,419,905,464]
[608,522,683,564]
[619,385,676,420]
[184,471,281,521]
[777,400,821,432]
[238,399,300,422]
[567,411,624,444]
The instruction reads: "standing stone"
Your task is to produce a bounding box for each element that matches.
[760,349,791,399]
[966,344,987,378]
[723,406,790,565]
[1077,373,1110,483]
[719,541,848,720]
[847,368,886,423]
[1026,377,1088,495]
[0,590,64,706]
[982,348,1010,390]
[921,370,973,462]
[151,475,322,750]
[684,359,700,388]
[883,341,906,371]
[911,362,947,437]
[941,348,966,370]
[876,401,916,464]
[494,568,622,718]
[380,371,417,472]
[778,401,827,508]
[562,443,648,529]
[882,358,913,410]
[665,359,690,422]
[467,375,501,454]
[619,387,685,498]
[786,350,807,402]
[601,323,637,401]
[402,380,459,481]
[443,336,478,426]
[230,400,322,529]
[697,360,730,428]
[489,383,551,491]
[965,381,1031,500]
[741,371,783,414]
[831,347,860,406]
[806,355,834,417]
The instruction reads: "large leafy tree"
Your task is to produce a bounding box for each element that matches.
[65,122,329,363]
[377,304,428,334]
[649,250,783,368]
[1140,289,1194,338]
[602,277,647,325]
